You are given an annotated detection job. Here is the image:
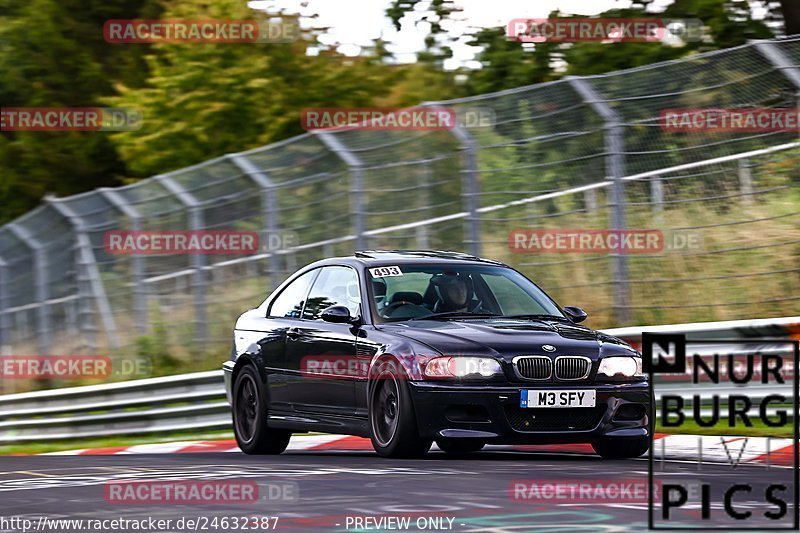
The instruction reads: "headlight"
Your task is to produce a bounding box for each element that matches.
[424,356,502,379]
[597,356,643,378]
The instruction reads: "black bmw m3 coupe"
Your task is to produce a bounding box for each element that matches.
[224,250,651,458]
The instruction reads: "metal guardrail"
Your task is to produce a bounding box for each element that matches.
[0,370,228,443]
[0,317,796,444]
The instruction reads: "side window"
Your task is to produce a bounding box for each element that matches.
[267,270,317,318]
[302,266,361,320]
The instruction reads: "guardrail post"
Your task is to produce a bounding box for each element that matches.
[46,196,120,350]
[569,77,630,324]
[99,188,147,334]
[7,223,50,356]
[314,131,366,251]
[0,256,9,355]
[228,154,280,288]
[154,175,207,342]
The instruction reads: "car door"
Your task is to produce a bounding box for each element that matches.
[285,265,362,416]
[252,268,319,413]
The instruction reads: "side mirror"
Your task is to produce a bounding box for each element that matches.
[563,306,588,323]
[321,305,356,324]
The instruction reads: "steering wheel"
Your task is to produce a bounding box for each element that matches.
[432,298,486,314]
[379,300,414,318]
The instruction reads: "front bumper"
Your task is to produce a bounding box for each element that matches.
[408,381,651,444]
[222,360,235,404]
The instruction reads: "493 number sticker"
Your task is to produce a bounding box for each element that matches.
[369,266,403,277]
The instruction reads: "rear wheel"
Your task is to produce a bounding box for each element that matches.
[436,439,485,455]
[232,365,291,454]
[369,365,431,458]
[592,437,649,459]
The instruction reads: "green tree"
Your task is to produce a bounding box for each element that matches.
[107,0,411,177]
[464,27,557,95]
[464,0,776,90]
[0,0,160,224]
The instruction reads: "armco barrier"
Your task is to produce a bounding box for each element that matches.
[0,316,796,443]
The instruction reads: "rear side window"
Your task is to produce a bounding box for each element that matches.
[268,270,317,318]
[302,266,361,320]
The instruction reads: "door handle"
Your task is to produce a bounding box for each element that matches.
[286,328,300,340]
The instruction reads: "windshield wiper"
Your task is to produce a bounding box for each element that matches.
[502,314,573,322]
[409,311,503,321]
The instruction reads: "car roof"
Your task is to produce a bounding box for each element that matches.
[305,250,508,269]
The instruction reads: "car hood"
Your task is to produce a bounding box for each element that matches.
[379,318,637,361]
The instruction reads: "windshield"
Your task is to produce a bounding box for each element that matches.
[368,263,564,323]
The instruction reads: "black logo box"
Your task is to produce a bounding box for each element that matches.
[643,334,799,531]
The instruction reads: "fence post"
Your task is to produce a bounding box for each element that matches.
[314,131,366,251]
[0,255,8,355]
[421,101,482,255]
[738,158,753,205]
[569,77,630,324]
[450,124,481,256]
[651,176,664,212]
[99,188,147,334]
[7,223,50,356]
[46,196,120,350]
[154,175,207,342]
[228,154,280,288]
[584,188,597,214]
[416,163,432,249]
[753,40,800,107]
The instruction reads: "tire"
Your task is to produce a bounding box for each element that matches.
[232,365,291,455]
[368,364,431,458]
[436,439,485,455]
[592,437,649,459]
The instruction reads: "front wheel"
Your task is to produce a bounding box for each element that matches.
[232,365,291,455]
[592,437,649,459]
[369,366,431,458]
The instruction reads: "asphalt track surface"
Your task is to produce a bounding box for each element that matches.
[0,447,796,533]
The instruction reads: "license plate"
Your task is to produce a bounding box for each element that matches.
[520,389,596,408]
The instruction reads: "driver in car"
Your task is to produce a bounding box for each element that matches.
[432,272,478,313]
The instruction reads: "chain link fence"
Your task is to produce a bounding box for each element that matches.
[1,37,799,375]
